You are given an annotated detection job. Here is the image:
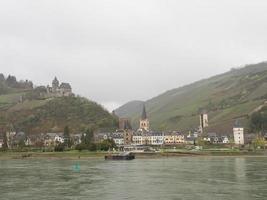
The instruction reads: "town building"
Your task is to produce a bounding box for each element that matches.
[132,130,164,146]
[123,129,133,145]
[139,105,150,131]
[221,136,230,144]
[119,118,132,130]
[164,131,185,145]
[112,132,124,147]
[132,131,143,146]
[44,133,64,146]
[233,120,245,145]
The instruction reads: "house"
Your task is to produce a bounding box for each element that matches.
[72,133,83,145]
[203,133,216,143]
[185,137,195,145]
[123,129,133,145]
[164,131,185,145]
[221,136,230,144]
[131,130,164,146]
[244,133,256,144]
[111,132,124,146]
[94,132,113,143]
[0,139,3,148]
[28,134,45,147]
[148,131,164,146]
[12,132,27,147]
[132,131,143,146]
[44,133,64,146]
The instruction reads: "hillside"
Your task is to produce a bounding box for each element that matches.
[115,100,144,118]
[115,62,267,134]
[0,74,118,134]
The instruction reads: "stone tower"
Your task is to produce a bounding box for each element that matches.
[139,104,150,131]
[52,77,59,93]
[199,111,208,133]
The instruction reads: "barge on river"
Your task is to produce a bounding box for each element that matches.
[105,152,135,160]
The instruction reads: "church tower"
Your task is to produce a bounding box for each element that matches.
[139,104,150,131]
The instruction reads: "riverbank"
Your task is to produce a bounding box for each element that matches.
[0,150,266,160]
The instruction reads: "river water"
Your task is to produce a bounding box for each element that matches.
[0,157,267,200]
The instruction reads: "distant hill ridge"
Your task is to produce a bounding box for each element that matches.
[115,62,267,133]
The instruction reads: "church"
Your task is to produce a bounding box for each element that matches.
[139,104,150,131]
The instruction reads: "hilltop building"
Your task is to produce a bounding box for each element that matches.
[139,105,150,131]
[233,120,244,145]
[46,77,73,97]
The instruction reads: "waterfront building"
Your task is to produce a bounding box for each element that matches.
[132,131,143,145]
[233,120,244,145]
[164,131,185,145]
[44,133,64,146]
[111,131,124,146]
[150,132,164,145]
[131,131,164,146]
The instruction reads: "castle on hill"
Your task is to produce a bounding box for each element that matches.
[46,77,73,97]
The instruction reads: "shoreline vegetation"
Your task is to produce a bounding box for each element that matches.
[0,150,267,160]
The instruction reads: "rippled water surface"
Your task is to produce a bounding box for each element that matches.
[1,157,267,200]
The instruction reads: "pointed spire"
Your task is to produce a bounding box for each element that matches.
[141,104,147,120]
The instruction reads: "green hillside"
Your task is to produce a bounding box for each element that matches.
[115,100,144,118]
[0,74,118,134]
[115,62,267,133]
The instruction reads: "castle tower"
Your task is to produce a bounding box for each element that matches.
[199,111,208,133]
[52,77,59,93]
[139,104,150,131]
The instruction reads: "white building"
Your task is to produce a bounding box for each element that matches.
[132,131,164,146]
[233,121,244,145]
[113,138,124,146]
[222,136,230,144]
[132,132,143,146]
[55,135,64,144]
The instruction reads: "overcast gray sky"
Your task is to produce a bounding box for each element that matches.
[0,0,267,111]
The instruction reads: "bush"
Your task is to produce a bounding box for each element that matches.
[75,143,87,151]
[54,144,65,152]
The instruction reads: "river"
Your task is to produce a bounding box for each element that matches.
[0,157,267,200]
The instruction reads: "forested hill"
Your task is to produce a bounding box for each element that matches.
[0,74,118,134]
[115,62,267,133]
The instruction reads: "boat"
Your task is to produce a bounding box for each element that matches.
[105,152,135,160]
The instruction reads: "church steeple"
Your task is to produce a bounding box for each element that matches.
[139,104,149,131]
[141,104,147,120]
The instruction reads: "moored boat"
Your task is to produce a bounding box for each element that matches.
[105,152,135,160]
